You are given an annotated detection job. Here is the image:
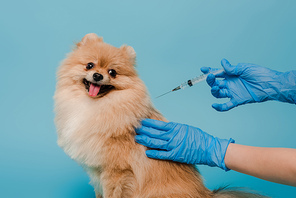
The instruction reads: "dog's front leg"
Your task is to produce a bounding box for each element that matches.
[95,193,103,198]
[102,169,136,198]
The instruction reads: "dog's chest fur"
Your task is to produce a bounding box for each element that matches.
[55,90,150,167]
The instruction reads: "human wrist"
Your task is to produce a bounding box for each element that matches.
[277,71,296,104]
[220,138,235,171]
[205,136,235,171]
[224,143,238,171]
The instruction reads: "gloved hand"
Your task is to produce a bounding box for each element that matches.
[135,119,234,171]
[201,59,296,112]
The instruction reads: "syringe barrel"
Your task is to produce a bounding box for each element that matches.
[191,69,224,85]
[179,69,224,89]
[191,74,207,85]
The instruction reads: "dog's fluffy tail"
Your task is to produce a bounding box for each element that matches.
[213,186,269,198]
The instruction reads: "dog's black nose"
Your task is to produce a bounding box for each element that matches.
[93,73,103,82]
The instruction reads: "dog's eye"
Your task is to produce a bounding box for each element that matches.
[108,69,117,78]
[86,62,94,70]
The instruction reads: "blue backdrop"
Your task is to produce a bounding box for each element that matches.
[1,0,295,197]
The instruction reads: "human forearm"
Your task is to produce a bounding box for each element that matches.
[224,143,296,186]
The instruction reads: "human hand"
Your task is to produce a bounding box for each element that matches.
[201,59,296,111]
[135,119,234,171]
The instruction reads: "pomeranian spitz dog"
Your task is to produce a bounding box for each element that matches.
[54,33,266,198]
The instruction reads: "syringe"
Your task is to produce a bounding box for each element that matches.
[156,69,224,98]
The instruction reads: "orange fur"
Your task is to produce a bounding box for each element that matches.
[54,33,264,198]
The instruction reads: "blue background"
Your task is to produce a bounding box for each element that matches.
[1,0,295,197]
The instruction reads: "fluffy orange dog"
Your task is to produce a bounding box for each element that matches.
[54,33,265,198]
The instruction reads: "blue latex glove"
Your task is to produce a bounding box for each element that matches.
[135,119,234,171]
[201,59,296,112]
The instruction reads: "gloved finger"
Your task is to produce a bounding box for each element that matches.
[200,67,211,74]
[211,86,230,98]
[218,80,227,89]
[145,150,173,160]
[206,74,216,87]
[221,59,243,76]
[211,86,220,98]
[212,100,236,112]
[214,78,227,88]
[206,74,225,88]
[135,135,169,150]
[136,126,171,140]
[214,70,226,78]
[141,119,174,131]
[201,67,222,74]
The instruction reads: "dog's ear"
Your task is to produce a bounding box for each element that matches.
[76,33,103,47]
[121,45,136,65]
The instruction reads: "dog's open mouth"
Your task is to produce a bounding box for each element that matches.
[83,78,115,97]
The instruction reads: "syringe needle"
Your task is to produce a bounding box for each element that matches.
[155,90,172,99]
[156,86,181,99]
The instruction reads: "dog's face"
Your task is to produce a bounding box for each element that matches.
[58,33,138,99]
[55,34,154,165]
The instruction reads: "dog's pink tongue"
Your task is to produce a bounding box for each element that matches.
[89,83,101,97]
